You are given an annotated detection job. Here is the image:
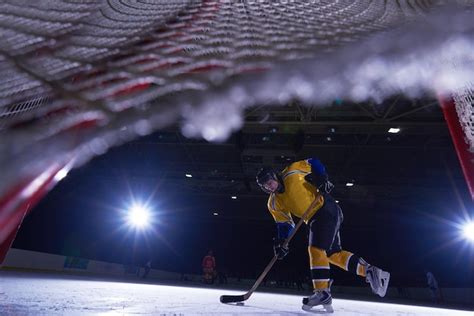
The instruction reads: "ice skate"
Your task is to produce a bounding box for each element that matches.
[302,288,333,313]
[366,265,390,297]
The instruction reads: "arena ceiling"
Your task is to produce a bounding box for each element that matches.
[83,94,468,212]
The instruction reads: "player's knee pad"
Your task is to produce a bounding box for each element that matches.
[328,251,367,276]
[326,246,341,257]
[328,250,353,270]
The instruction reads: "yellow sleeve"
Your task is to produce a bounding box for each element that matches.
[267,194,295,225]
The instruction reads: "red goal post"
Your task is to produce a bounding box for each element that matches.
[439,89,474,200]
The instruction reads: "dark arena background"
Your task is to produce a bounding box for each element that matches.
[0,0,473,314]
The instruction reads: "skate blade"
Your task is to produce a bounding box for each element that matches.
[302,304,334,313]
[374,271,390,297]
[378,271,390,297]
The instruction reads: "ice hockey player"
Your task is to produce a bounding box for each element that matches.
[202,250,216,284]
[256,158,390,312]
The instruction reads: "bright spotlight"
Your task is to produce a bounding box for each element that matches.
[127,204,151,229]
[463,222,474,242]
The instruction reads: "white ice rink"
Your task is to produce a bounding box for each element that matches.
[0,271,472,315]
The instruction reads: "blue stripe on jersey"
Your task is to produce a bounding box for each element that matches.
[276,222,294,239]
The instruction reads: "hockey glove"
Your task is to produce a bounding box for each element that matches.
[322,180,334,193]
[304,173,334,193]
[306,158,334,193]
[273,238,289,260]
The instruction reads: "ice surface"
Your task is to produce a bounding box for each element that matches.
[0,271,471,315]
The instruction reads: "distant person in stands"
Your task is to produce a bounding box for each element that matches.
[142,259,152,279]
[295,272,304,291]
[202,250,216,284]
[218,267,228,284]
[426,271,442,304]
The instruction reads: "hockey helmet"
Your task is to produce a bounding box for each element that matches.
[256,167,282,194]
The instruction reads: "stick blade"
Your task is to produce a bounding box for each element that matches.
[220,294,246,304]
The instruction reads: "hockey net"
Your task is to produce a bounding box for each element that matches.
[453,87,474,152]
[441,80,474,199]
[1,0,474,259]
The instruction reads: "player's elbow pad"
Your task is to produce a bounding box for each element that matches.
[307,158,327,176]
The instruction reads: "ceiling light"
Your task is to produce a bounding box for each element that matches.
[231,196,237,200]
[213,212,219,216]
[346,182,354,187]
[185,174,193,178]
[388,127,400,134]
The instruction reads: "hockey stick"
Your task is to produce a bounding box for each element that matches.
[220,198,320,304]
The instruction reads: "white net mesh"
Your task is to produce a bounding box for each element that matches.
[453,84,474,152]
[1,0,474,218]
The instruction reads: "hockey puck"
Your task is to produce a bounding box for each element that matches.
[236,302,244,306]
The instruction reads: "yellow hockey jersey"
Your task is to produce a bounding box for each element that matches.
[267,159,325,225]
